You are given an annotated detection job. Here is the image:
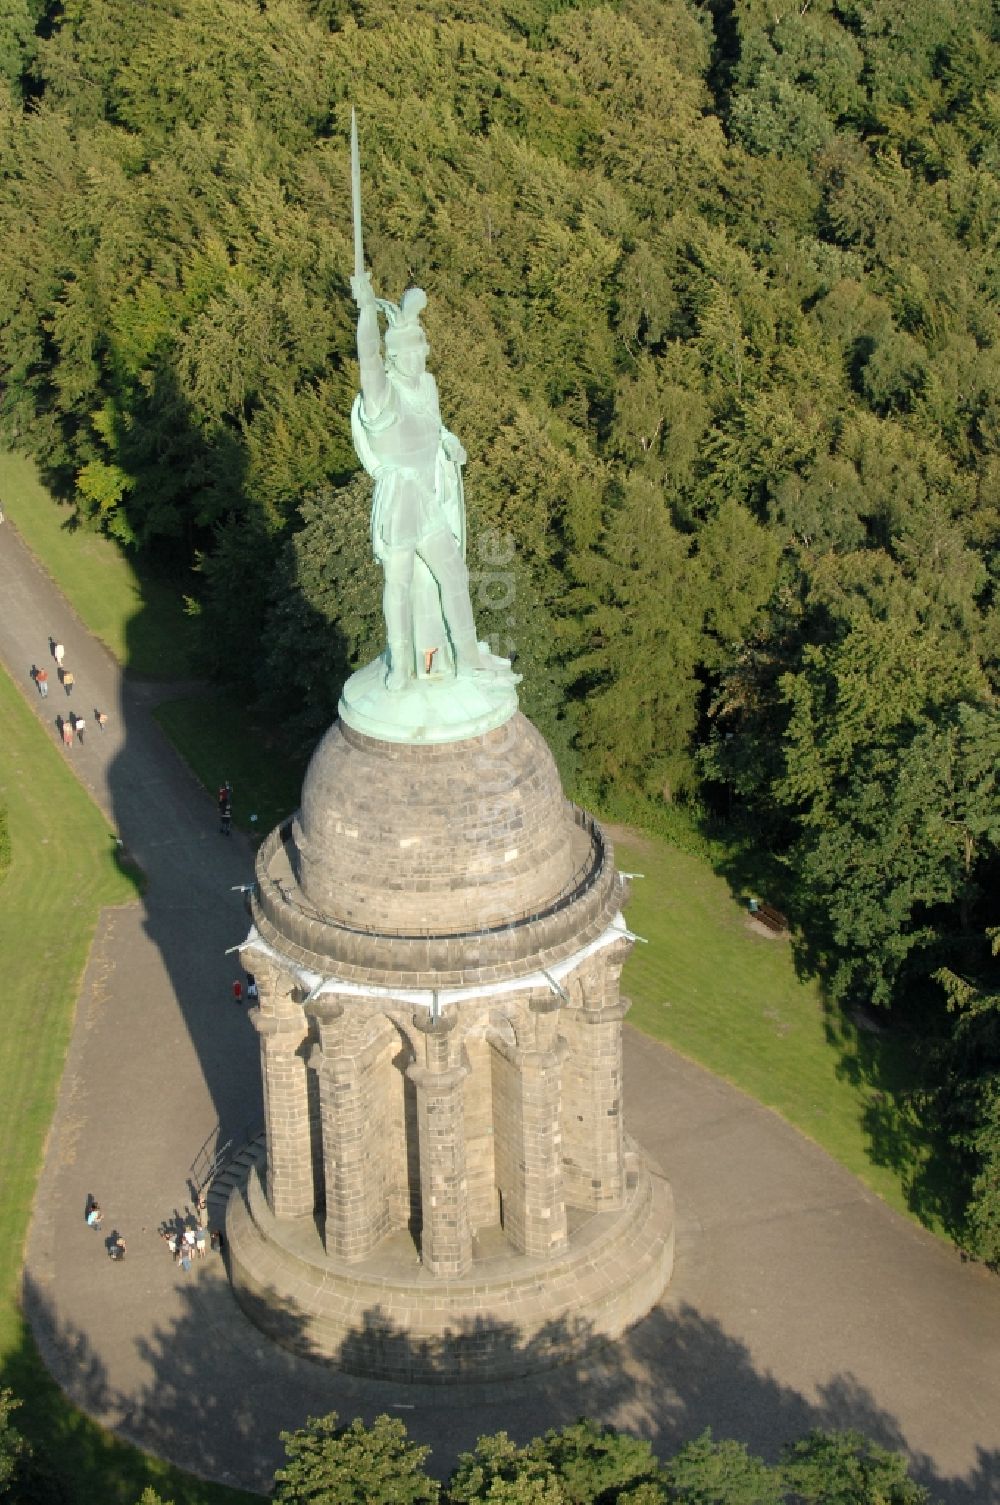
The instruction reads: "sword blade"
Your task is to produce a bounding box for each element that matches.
[350,107,364,278]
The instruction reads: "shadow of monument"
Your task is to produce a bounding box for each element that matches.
[15,1269,1000,1504]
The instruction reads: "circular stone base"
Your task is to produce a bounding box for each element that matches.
[225,1143,674,1384]
[339,652,520,745]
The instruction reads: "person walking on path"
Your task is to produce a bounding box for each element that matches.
[61,718,74,748]
[53,640,64,669]
[34,666,48,697]
[96,709,109,731]
[73,713,86,745]
[61,668,74,696]
[85,1198,102,1229]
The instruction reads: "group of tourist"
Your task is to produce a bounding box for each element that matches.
[87,1192,221,1274]
[161,1197,216,1272]
[30,635,109,745]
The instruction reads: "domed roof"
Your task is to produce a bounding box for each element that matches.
[292,714,588,934]
[249,713,624,987]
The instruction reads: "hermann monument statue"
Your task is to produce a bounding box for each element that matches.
[223,111,674,1382]
[340,112,519,742]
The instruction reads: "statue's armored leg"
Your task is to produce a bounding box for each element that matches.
[418,529,484,674]
[382,549,416,690]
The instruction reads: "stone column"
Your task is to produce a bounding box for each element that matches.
[492,997,568,1258]
[560,941,633,1211]
[245,958,313,1219]
[519,998,569,1256]
[407,1013,472,1277]
[308,1000,390,1262]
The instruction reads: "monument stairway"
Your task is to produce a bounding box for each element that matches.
[198,1129,266,1232]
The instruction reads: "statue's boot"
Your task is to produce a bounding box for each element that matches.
[452,630,520,682]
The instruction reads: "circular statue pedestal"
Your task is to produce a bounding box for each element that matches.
[338,650,520,745]
[225,1137,674,1383]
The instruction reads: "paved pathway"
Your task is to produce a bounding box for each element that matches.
[1,517,999,1502]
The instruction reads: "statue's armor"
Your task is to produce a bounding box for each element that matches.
[362,378,444,553]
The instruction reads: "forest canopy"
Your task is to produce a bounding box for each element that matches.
[1,0,998,1249]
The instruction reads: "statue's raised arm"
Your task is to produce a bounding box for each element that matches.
[350,268,387,416]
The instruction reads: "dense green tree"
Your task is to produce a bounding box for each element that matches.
[446,1422,661,1504]
[776,581,994,1003]
[272,1412,439,1504]
[0,0,42,99]
[570,473,703,799]
[779,1429,929,1504]
[930,932,1000,1263]
[0,1387,30,1496]
[661,1429,782,1505]
[256,478,382,735]
[524,1419,661,1502]
[446,1433,565,1504]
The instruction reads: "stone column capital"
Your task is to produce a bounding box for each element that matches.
[574,997,631,1023]
[305,995,345,1027]
[411,1010,457,1038]
[251,1008,309,1041]
[406,1061,469,1094]
[528,992,562,1016]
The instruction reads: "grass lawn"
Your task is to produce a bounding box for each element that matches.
[0,669,255,1505]
[0,451,197,679]
[612,827,952,1236]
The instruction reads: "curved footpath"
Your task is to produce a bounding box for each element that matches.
[1,518,998,1502]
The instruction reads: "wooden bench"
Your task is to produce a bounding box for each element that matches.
[752,901,789,933]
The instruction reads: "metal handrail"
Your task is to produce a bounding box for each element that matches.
[191,1119,264,1195]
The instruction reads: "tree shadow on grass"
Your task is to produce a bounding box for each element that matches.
[698,815,965,1251]
[821,1002,968,1247]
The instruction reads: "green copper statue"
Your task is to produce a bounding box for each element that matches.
[340,113,518,744]
[348,112,516,696]
[349,277,483,690]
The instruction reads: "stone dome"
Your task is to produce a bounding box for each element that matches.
[292,714,587,934]
[249,712,624,988]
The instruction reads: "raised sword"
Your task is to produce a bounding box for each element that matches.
[350,107,365,279]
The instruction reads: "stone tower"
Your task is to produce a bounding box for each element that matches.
[225,163,672,1377]
[227,697,674,1380]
